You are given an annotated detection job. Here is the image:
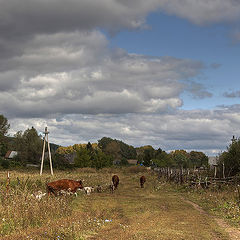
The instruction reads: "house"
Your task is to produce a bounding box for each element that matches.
[127,159,138,165]
[5,151,18,160]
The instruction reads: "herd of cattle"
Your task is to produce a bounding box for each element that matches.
[31,175,147,199]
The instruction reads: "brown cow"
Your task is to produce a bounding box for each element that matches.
[140,176,146,188]
[112,175,119,189]
[46,179,83,196]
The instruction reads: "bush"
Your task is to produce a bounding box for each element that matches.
[9,160,22,169]
[120,158,129,166]
[0,159,9,169]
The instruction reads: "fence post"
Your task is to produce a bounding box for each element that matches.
[6,171,10,195]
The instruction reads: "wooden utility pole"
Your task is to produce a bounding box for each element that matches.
[40,127,53,176]
[231,135,236,144]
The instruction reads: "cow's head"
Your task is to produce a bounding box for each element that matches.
[78,180,84,189]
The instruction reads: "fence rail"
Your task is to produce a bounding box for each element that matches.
[153,167,240,187]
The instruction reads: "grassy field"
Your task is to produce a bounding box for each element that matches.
[0,167,234,240]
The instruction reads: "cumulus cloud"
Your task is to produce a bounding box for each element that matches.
[223,90,240,98]
[186,81,212,99]
[0,0,161,41]
[158,0,240,25]
[0,31,207,118]
[8,106,240,155]
[0,0,232,155]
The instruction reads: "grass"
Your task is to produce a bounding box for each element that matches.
[0,168,233,239]
[176,183,240,226]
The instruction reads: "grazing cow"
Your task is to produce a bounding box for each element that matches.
[31,191,46,200]
[46,179,83,196]
[59,188,78,197]
[83,186,94,195]
[112,175,119,189]
[109,182,115,194]
[96,185,102,193]
[140,176,146,188]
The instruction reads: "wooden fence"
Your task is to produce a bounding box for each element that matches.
[153,167,240,187]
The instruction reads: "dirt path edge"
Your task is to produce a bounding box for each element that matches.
[183,198,240,240]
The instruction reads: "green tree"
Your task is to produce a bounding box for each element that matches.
[14,127,42,164]
[86,142,93,151]
[152,151,174,168]
[74,147,91,168]
[219,138,240,176]
[74,147,113,169]
[0,114,10,137]
[142,148,155,167]
[98,137,114,150]
[91,150,113,169]
[189,151,208,168]
[0,114,10,156]
[171,150,190,168]
[98,137,137,160]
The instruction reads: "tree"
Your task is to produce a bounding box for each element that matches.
[74,147,113,169]
[0,115,10,156]
[91,150,113,169]
[219,138,240,176]
[0,114,10,137]
[142,148,155,167]
[98,137,114,150]
[171,150,190,168]
[86,142,93,151]
[74,147,91,168]
[189,151,208,168]
[98,137,137,161]
[136,145,155,165]
[14,127,42,164]
[152,151,174,168]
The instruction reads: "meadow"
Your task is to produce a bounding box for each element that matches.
[0,166,237,240]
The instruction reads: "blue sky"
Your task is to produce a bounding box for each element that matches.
[1,0,240,156]
[108,12,240,110]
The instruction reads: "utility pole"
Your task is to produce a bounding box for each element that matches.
[231,135,236,144]
[40,127,53,176]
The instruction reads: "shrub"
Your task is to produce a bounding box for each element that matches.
[0,159,9,169]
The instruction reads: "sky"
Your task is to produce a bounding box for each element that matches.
[0,0,240,156]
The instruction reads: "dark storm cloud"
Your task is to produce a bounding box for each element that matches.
[0,0,159,40]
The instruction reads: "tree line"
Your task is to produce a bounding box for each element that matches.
[1,114,240,175]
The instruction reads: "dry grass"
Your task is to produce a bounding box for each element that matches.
[179,183,240,226]
[0,168,232,239]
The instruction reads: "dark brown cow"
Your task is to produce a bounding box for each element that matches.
[140,176,146,188]
[112,175,119,190]
[46,179,83,196]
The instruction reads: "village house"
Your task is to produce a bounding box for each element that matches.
[5,151,18,160]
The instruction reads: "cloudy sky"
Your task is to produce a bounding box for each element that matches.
[1,0,240,156]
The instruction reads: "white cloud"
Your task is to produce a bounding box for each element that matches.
[0,31,207,117]
[8,106,240,156]
[158,0,240,25]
